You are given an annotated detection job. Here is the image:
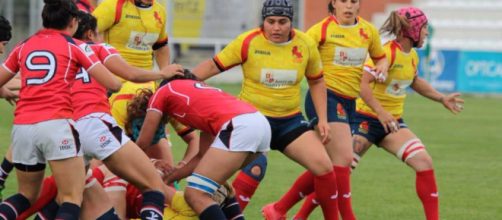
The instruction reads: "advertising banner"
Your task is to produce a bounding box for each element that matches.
[458,51,502,93]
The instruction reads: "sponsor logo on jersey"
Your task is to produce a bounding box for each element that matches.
[260,69,298,88]
[60,139,72,151]
[333,47,367,67]
[331,34,345,39]
[336,103,347,120]
[292,46,303,63]
[99,135,112,148]
[358,121,369,134]
[386,79,413,96]
[255,49,271,55]
[125,14,140,19]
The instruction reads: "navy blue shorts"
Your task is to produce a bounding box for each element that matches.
[266,113,315,152]
[305,89,356,124]
[350,112,408,146]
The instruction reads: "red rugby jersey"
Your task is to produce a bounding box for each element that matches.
[72,43,119,120]
[148,80,257,135]
[2,29,100,124]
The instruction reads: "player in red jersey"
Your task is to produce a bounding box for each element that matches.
[134,71,271,220]
[61,11,182,219]
[0,0,121,219]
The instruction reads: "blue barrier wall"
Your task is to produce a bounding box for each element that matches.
[418,49,502,94]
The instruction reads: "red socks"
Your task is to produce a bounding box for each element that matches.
[274,171,314,214]
[232,171,260,210]
[334,166,356,220]
[294,193,319,219]
[314,171,339,220]
[416,170,439,220]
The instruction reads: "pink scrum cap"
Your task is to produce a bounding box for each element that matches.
[396,7,428,44]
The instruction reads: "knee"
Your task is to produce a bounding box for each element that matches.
[309,156,334,176]
[242,154,267,181]
[409,152,434,171]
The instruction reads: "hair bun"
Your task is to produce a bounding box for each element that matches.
[44,0,61,7]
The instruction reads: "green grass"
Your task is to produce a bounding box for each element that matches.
[1,84,501,219]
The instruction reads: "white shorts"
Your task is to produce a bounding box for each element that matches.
[12,119,83,169]
[75,113,130,164]
[212,112,271,153]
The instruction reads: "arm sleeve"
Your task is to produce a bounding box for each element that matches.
[99,43,120,63]
[306,24,322,47]
[305,38,324,80]
[213,36,245,71]
[368,25,386,60]
[74,43,101,71]
[1,45,21,74]
[147,89,166,114]
[92,0,118,33]
[153,8,169,50]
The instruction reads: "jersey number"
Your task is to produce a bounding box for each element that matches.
[25,51,57,85]
[76,68,91,83]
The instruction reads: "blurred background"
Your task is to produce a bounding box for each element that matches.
[1,0,502,94]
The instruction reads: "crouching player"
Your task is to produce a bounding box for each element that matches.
[135,70,271,220]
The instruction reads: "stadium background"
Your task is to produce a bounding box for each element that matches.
[0,0,501,219]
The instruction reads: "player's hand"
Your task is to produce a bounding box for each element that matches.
[317,120,331,144]
[159,63,184,79]
[372,62,389,83]
[441,93,464,114]
[0,87,18,106]
[377,110,399,133]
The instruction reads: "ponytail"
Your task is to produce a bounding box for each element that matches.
[380,11,410,37]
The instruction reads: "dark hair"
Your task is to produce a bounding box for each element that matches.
[73,11,97,40]
[328,1,335,14]
[159,69,198,88]
[42,0,79,30]
[0,16,12,42]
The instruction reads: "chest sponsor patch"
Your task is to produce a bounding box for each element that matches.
[385,79,413,96]
[127,32,160,51]
[333,47,367,67]
[260,69,298,88]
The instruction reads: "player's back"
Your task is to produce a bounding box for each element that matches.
[3,29,98,124]
[148,80,257,135]
[72,43,118,120]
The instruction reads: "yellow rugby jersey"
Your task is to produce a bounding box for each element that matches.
[93,0,168,70]
[307,16,386,98]
[357,40,419,118]
[214,28,323,117]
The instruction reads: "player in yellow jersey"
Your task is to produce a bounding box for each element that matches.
[290,1,388,219]
[93,0,173,128]
[348,7,463,220]
[192,1,339,219]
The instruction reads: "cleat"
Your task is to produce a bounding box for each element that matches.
[262,203,286,220]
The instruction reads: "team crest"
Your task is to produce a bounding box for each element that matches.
[292,46,303,63]
[154,11,163,28]
[359,28,369,41]
[336,103,347,120]
[358,121,369,134]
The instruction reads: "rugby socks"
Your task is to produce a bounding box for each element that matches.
[232,171,260,210]
[294,192,319,219]
[334,166,356,220]
[55,202,80,220]
[232,153,267,210]
[19,177,58,219]
[199,204,227,220]
[0,193,30,219]
[35,200,59,220]
[222,196,244,220]
[0,158,13,187]
[416,170,439,220]
[314,171,339,220]
[96,207,120,220]
[140,191,165,220]
[274,171,314,214]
